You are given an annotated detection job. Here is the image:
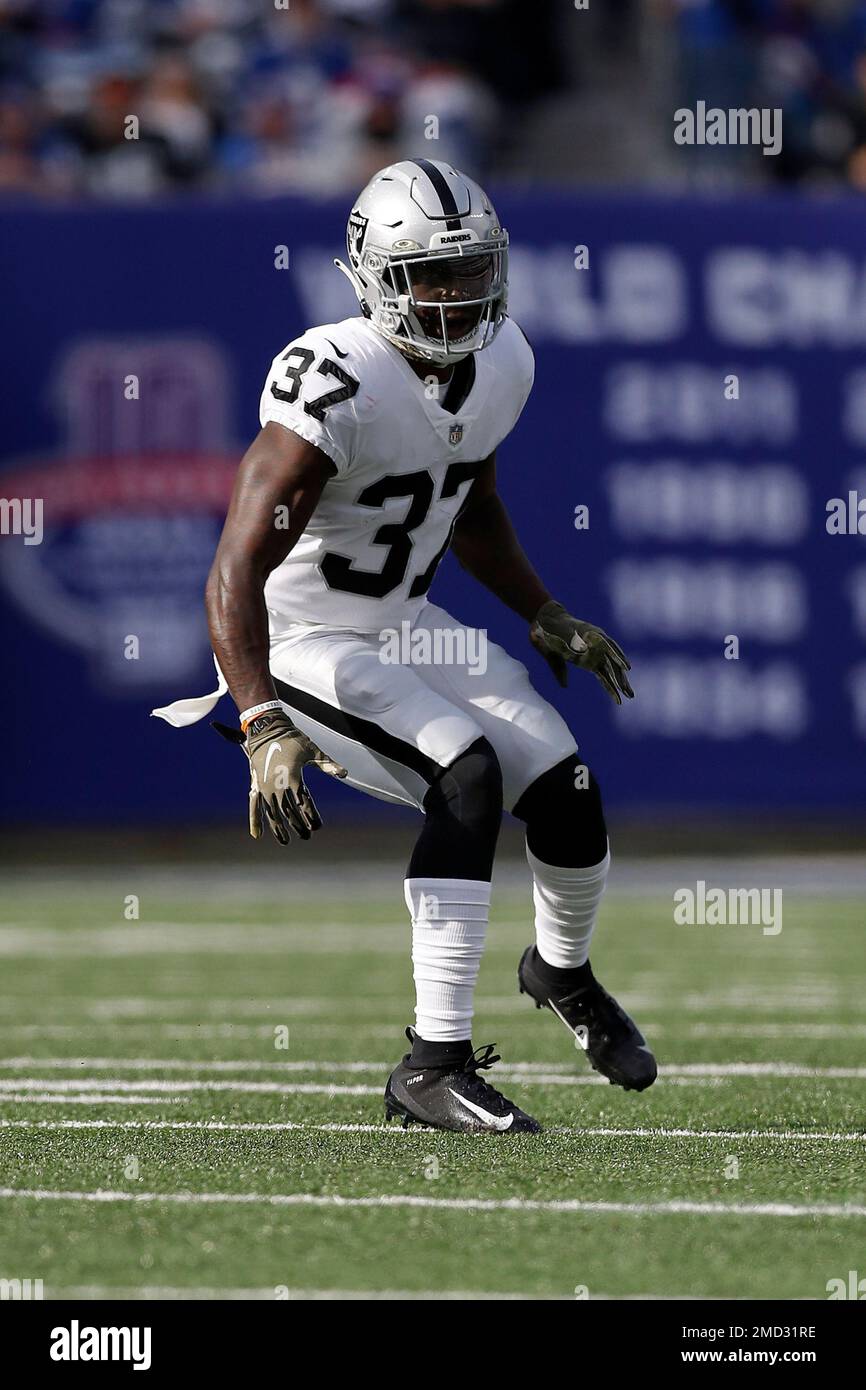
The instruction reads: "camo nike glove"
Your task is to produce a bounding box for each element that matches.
[529,600,634,705]
[213,710,347,844]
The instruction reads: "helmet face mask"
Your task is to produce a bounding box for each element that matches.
[335,160,509,367]
[392,250,504,356]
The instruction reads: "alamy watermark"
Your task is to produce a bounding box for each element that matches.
[50,1322,152,1370]
[674,102,782,157]
[0,1276,44,1299]
[826,490,866,534]
[0,497,43,545]
[674,880,782,936]
[379,621,487,676]
[826,1270,866,1299]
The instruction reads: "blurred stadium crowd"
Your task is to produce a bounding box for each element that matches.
[0,0,564,196]
[2,0,866,197]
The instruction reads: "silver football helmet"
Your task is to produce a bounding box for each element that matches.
[335,158,508,367]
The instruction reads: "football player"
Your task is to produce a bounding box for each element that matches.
[154,158,656,1133]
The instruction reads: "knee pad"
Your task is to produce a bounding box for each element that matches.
[512,755,608,868]
[427,736,503,839]
[409,737,503,881]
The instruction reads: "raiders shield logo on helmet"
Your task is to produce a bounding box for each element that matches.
[449,423,464,447]
[347,211,369,267]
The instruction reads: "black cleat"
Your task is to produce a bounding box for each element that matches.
[384,1029,542,1134]
[518,945,657,1092]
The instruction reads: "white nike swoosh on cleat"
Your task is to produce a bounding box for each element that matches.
[263,742,283,781]
[447,1089,515,1131]
[547,997,590,1050]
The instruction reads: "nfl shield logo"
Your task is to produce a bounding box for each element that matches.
[448,423,464,448]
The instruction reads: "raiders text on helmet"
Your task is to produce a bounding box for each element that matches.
[335,158,508,367]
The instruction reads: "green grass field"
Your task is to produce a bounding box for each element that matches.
[0,860,864,1300]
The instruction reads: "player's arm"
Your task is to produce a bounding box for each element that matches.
[451,452,551,621]
[206,421,331,711]
[205,422,347,844]
[452,453,633,705]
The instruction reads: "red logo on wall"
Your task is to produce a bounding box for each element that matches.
[0,337,240,690]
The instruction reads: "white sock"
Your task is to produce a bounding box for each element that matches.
[526,843,611,970]
[405,877,490,1042]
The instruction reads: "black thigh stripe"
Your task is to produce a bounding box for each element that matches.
[412,158,462,231]
[273,676,444,784]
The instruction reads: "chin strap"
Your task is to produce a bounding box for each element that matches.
[334,257,366,304]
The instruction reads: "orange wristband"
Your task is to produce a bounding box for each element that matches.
[239,700,283,733]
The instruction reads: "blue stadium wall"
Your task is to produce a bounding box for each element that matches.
[1,190,865,824]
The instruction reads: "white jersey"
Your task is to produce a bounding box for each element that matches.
[258,314,534,633]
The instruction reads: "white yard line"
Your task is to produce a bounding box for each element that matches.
[0,1025,338,1041]
[668,1023,866,1040]
[2,1119,864,1142]
[0,1094,184,1105]
[1,1017,866,1039]
[658,1062,866,1077]
[48,1284,729,1301]
[0,926,416,957]
[47,1284,565,1301]
[3,854,862,895]
[0,994,855,1019]
[1,1187,864,1218]
[0,1076,721,1098]
[0,1057,863,1078]
[0,997,386,1018]
[0,1079,713,1106]
[3,1021,866,1044]
[567,1125,866,1142]
[0,1056,572,1073]
[0,1079,384,1097]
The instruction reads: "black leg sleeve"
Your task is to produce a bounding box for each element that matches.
[408,737,503,882]
[512,755,608,868]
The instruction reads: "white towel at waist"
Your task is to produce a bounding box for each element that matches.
[151,657,228,728]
